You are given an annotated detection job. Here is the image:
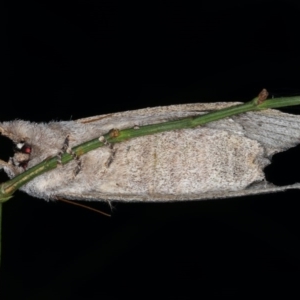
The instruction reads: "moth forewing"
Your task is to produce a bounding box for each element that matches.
[1,102,300,202]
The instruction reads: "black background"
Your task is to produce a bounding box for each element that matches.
[2,0,300,298]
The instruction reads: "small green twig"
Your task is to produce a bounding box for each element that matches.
[0,203,2,266]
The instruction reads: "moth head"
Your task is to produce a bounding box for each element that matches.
[12,141,32,169]
[0,121,33,176]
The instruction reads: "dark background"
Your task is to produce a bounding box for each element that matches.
[2,0,300,298]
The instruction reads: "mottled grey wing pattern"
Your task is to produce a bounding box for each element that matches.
[233,110,300,156]
[55,103,300,202]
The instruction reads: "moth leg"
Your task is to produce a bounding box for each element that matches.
[57,135,69,165]
[106,199,114,211]
[99,135,116,167]
[57,135,82,176]
[105,144,116,168]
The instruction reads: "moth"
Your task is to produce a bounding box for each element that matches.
[1,102,300,202]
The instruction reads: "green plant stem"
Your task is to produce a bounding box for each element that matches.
[0,203,2,266]
[1,93,300,202]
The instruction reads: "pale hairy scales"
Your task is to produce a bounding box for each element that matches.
[1,102,300,202]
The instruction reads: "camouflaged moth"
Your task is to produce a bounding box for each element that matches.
[1,102,300,202]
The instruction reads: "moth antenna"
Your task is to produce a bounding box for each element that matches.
[56,197,111,217]
[57,135,81,175]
